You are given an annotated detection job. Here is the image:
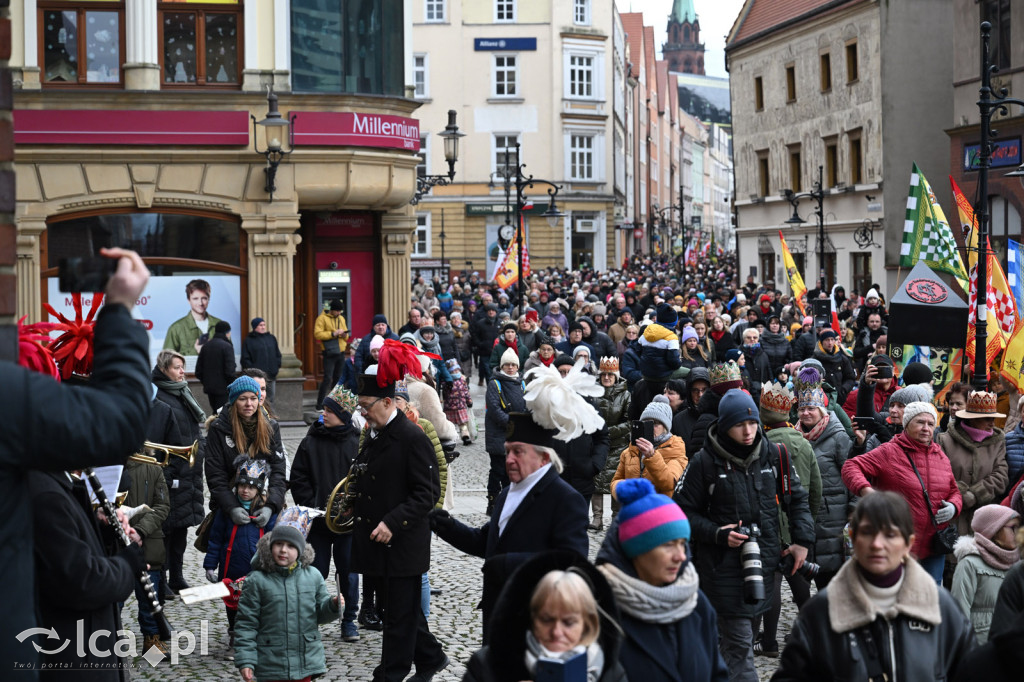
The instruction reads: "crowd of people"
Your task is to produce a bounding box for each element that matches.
[9,248,1024,682]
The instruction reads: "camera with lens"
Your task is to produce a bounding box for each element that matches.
[737,523,764,604]
[779,548,821,580]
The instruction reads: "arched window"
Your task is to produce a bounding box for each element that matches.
[684,58,693,73]
[683,26,690,42]
[989,194,1023,269]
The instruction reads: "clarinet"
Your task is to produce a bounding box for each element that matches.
[83,467,173,640]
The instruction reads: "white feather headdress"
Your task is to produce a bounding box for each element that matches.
[523,359,605,441]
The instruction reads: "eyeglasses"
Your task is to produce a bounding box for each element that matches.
[357,397,384,414]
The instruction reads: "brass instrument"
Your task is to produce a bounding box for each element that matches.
[325,463,366,534]
[129,440,199,468]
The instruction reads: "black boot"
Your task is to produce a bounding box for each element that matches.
[358,596,383,631]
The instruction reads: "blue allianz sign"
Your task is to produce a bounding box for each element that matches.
[474,38,537,51]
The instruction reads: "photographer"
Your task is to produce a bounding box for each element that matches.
[675,389,815,682]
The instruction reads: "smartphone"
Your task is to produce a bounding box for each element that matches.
[852,416,876,429]
[630,420,655,443]
[58,256,116,293]
[873,364,893,379]
[197,333,210,347]
[535,652,587,682]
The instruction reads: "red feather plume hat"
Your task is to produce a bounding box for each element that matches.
[41,292,104,380]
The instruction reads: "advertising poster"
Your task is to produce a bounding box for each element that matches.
[46,275,242,373]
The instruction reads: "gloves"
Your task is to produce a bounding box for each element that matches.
[428,509,455,533]
[230,507,252,525]
[935,500,957,525]
[206,569,219,584]
[253,507,273,528]
[962,490,977,509]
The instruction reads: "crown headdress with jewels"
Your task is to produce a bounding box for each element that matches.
[760,382,795,415]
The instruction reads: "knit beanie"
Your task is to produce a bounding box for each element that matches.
[656,303,678,326]
[681,326,698,343]
[616,478,690,559]
[724,348,742,364]
[971,504,1020,540]
[890,382,933,407]
[640,395,674,431]
[902,401,938,428]
[270,507,311,556]
[372,314,389,326]
[866,288,880,301]
[802,316,813,326]
[568,320,585,335]
[502,322,518,334]
[228,376,262,405]
[250,317,264,331]
[571,345,590,361]
[554,355,576,369]
[369,335,385,351]
[901,362,933,386]
[718,388,760,432]
[501,347,520,368]
[818,328,838,341]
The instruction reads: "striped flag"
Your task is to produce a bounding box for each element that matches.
[1008,240,1024,314]
[901,164,969,289]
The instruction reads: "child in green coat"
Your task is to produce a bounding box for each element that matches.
[235,507,339,681]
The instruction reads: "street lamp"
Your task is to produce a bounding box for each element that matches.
[251,86,296,202]
[410,110,465,205]
[506,143,563,312]
[971,21,1024,390]
[652,185,685,255]
[784,165,827,290]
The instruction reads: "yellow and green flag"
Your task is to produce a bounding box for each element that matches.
[779,230,807,317]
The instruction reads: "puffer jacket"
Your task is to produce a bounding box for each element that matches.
[620,340,643,390]
[579,315,618,360]
[937,423,1008,535]
[611,435,688,497]
[951,534,1019,644]
[595,379,631,495]
[233,535,339,680]
[688,388,723,456]
[1003,422,1024,492]
[802,415,852,573]
[759,330,792,376]
[638,323,681,380]
[764,426,822,547]
[773,557,975,682]
[204,408,288,514]
[741,345,772,405]
[674,425,815,618]
[791,330,816,361]
[434,324,458,361]
[203,501,277,580]
[485,372,526,454]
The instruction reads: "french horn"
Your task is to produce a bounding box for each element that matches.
[325,463,367,534]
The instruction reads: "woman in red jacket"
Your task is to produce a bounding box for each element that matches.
[842,400,962,585]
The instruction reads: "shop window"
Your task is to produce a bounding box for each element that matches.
[989,194,1022,270]
[41,2,125,86]
[759,252,776,284]
[852,252,872,296]
[160,1,242,87]
[291,0,404,95]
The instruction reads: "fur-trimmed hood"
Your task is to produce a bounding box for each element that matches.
[953,533,980,562]
[945,420,1005,453]
[827,557,940,633]
[251,533,316,573]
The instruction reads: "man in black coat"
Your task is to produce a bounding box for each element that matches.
[355,314,400,373]
[812,328,857,404]
[351,372,448,682]
[471,304,501,384]
[553,401,609,507]
[240,317,282,404]
[577,315,617,360]
[195,320,236,412]
[1,247,151,676]
[429,412,589,643]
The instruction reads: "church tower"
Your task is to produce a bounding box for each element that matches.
[664,0,705,75]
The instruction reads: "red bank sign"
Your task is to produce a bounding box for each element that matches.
[291,112,420,151]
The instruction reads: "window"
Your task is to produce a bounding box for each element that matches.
[852,252,872,297]
[417,135,429,178]
[789,146,802,193]
[414,214,431,256]
[845,40,859,82]
[413,53,428,97]
[754,76,764,111]
[569,55,594,98]
[820,52,832,92]
[759,253,776,285]
[570,134,595,180]
[989,195,1022,269]
[574,0,590,25]
[425,0,445,22]
[159,1,242,87]
[849,133,863,184]
[292,0,404,95]
[785,64,796,102]
[757,150,769,196]
[824,139,838,187]
[982,0,1011,69]
[493,54,518,97]
[42,3,124,86]
[494,134,519,174]
[495,0,515,22]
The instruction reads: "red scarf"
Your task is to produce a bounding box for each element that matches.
[539,354,555,366]
[710,330,727,342]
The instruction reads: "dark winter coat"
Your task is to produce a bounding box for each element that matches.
[1003,423,1024,493]
[28,471,139,682]
[489,337,530,371]
[595,379,631,494]
[195,332,236,395]
[152,369,207,530]
[741,345,772,405]
[620,340,643,390]
[435,325,458,361]
[991,561,1024,639]
[595,524,729,682]
[759,330,792,376]
[852,325,886,372]
[124,458,170,569]
[674,425,816,618]
[289,421,359,534]
[463,550,628,682]
[773,558,974,682]
[937,422,1008,535]
[205,408,288,513]
[812,345,857,404]
[953,609,1024,682]
[240,331,282,378]
[350,410,439,577]
[688,389,723,457]
[1,304,151,673]
[472,315,502,356]
[579,315,618,360]
[791,331,816,361]
[203,502,277,580]
[710,329,737,359]
[354,326,398,373]
[485,373,526,454]
[433,466,589,640]
[802,416,852,573]
[555,408,610,499]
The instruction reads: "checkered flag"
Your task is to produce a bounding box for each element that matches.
[901,163,969,288]
[968,250,1019,340]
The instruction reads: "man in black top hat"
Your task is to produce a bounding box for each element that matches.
[351,368,448,682]
[427,411,589,642]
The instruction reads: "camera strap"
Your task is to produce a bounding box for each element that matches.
[776,443,793,509]
[902,451,943,529]
[852,627,889,682]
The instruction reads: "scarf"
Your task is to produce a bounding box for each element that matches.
[652,431,672,447]
[816,341,839,356]
[238,497,253,511]
[524,631,604,682]
[153,377,207,423]
[435,321,453,335]
[240,417,258,449]
[598,561,700,624]
[538,354,555,367]
[800,411,831,443]
[975,532,1022,571]
[744,342,761,353]
[960,422,994,443]
[710,329,727,342]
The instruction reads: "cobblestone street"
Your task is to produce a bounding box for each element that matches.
[124,380,795,680]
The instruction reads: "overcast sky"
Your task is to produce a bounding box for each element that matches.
[619,0,746,78]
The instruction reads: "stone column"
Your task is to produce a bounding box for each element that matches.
[380,207,415,327]
[15,217,47,322]
[124,0,160,90]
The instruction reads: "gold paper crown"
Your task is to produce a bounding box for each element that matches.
[759,383,795,415]
[709,361,742,386]
[599,356,620,373]
[964,391,999,415]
